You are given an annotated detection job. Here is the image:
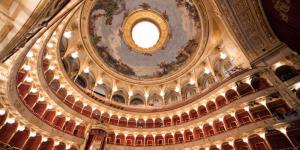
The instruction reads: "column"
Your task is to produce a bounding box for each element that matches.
[264,69,300,108]
[278,127,296,148]
[258,133,272,150]
[84,128,107,150]
[244,107,255,122]
[242,137,253,150]
[133,135,136,146]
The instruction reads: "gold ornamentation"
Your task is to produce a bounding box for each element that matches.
[122,9,170,53]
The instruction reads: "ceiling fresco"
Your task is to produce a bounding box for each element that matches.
[88,0,201,79]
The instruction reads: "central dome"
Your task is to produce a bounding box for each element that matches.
[132,21,160,49]
[82,0,204,81]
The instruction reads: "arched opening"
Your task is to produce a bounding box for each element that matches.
[266,129,294,149]
[165,134,173,145]
[145,119,154,128]
[75,76,87,88]
[206,101,217,112]
[189,109,198,120]
[248,134,269,150]
[236,109,252,126]
[225,89,239,102]
[137,119,145,128]
[215,95,227,108]
[184,130,194,142]
[154,118,163,128]
[115,134,125,145]
[198,105,208,117]
[118,117,127,127]
[172,115,180,125]
[224,115,238,130]
[163,117,171,127]
[250,76,271,91]
[213,120,226,134]
[130,98,144,105]
[236,82,253,96]
[275,65,299,81]
[193,127,204,140]
[181,112,189,123]
[128,118,136,128]
[112,94,126,104]
[109,115,118,126]
[203,124,214,137]
[155,135,164,146]
[145,135,154,146]
[174,132,184,144]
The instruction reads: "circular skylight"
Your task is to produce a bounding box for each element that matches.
[132,21,160,49]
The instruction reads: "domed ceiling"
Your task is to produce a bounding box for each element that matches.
[81,0,203,80]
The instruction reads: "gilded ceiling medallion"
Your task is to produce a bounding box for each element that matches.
[122,9,170,53]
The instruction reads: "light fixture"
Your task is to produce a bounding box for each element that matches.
[67,91,72,96]
[29,131,36,137]
[47,43,54,48]
[228,140,234,146]
[175,86,180,93]
[160,90,165,97]
[189,78,196,85]
[258,132,266,139]
[39,96,45,102]
[259,100,267,106]
[63,31,72,39]
[244,106,250,112]
[60,84,65,88]
[92,106,96,111]
[204,68,210,74]
[66,117,71,121]
[83,67,89,73]
[71,51,79,59]
[97,78,103,85]
[57,111,62,116]
[220,52,227,60]
[242,137,248,143]
[278,127,287,134]
[128,90,133,97]
[48,65,55,70]
[45,54,53,60]
[54,140,60,146]
[66,144,71,149]
[273,62,284,69]
[294,82,300,89]
[75,121,81,126]
[6,118,15,124]
[17,125,26,131]
[47,104,53,110]
[26,51,33,58]
[112,86,118,92]
[83,103,87,107]
[23,65,31,71]
[219,117,224,122]
[25,76,33,82]
[53,75,60,80]
[31,88,38,93]
[245,77,251,84]
[42,136,48,142]
[0,109,6,115]
[144,92,149,99]
[230,112,235,117]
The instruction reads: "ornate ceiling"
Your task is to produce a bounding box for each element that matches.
[81,0,204,81]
